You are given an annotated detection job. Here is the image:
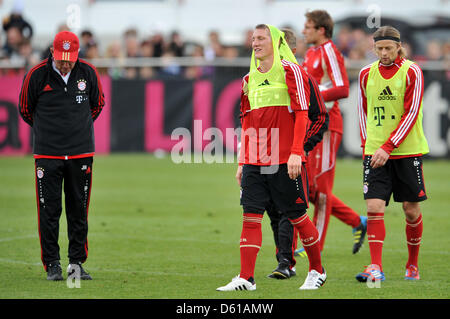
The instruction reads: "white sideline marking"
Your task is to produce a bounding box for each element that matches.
[0,233,241,245]
[0,234,37,243]
[0,258,41,266]
[0,258,228,278]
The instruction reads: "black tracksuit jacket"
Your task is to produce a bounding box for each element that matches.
[18,56,104,156]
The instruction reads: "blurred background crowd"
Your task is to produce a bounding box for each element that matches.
[0,1,449,79]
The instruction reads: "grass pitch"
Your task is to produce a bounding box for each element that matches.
[0,154,449,299]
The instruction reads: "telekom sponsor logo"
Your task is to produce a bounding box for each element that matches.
[0,76,111,155]
[142,79,281,166]
[145,79,241,154]
[0,76,31,155]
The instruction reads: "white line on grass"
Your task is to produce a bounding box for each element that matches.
[0,258,41,266]
[0,234,37,242]
[0,258,229,278]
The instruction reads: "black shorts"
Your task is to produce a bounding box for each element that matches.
[240,164,309,216]
[363,155,427,206]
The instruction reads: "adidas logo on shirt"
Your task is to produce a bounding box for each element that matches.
[378,86,396,100]
[258,79,270,86]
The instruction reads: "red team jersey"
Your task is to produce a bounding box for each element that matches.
[358,56,425,157]
[239,60,310,165]
[302,40,349,134]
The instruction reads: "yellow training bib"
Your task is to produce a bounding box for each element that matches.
[365,60,429,155]
[247,25,298,111]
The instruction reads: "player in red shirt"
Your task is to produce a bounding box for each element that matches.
[217,24,326,291]
[295,10,367,257]
[265,29,329,280]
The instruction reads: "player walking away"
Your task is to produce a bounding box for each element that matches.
[295,10,367,258]
[217,24,326,291]
[356,26,428,282]
[19,31,105,281]
[266,29,329,280]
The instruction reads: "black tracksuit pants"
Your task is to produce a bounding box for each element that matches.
[34,157,93,270]
[266,201,296,267]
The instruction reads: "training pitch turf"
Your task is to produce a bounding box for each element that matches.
[0,154,449,299]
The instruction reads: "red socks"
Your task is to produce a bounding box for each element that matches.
[367,212,385,271]
[239,213,263,280]
[290,214,322,273]
[406,214,423,268]
[367,212,423,271]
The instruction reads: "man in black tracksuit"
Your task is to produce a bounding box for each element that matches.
[266,29,328,279]
[19,31,104,281]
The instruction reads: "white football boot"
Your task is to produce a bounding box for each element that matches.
[299,269,326,290]
[216,275,256,291]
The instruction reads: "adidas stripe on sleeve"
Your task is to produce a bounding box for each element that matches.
[19,60,47,126]
[357,64,371,148]
[281,60,310,111]
[320,42,349,102]
[386,62,424,148]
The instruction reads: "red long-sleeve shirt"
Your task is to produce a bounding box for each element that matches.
[357,56,424,158]
[302,40,349,134]
[239,60,310,165]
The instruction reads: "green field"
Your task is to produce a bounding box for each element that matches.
[0,154,449,299]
